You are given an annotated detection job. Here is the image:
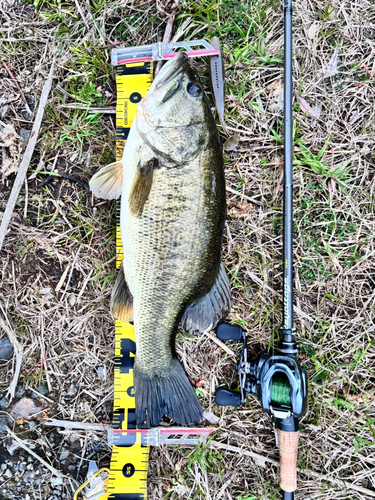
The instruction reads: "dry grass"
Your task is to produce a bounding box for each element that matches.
[0,0,375,499]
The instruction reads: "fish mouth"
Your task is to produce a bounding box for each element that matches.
[154,52,189,90]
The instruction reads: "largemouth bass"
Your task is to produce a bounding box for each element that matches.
[90,53,231,427]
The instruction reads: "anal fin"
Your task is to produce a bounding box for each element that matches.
[110,261,133,323]
[182,261,231,335]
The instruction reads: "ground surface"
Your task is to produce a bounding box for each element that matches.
[0,0,375,499]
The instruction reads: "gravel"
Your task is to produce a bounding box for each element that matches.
[0,338,14,361]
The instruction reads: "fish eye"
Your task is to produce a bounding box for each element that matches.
[187,82,202,97]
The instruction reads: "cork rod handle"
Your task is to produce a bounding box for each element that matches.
[277,429,300,492]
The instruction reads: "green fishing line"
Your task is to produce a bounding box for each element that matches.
[271,374,290,406]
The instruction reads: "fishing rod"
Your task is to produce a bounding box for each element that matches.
[215,1,308,498]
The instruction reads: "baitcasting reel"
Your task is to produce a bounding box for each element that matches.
[215,323,307,422]
[215,323,308,497]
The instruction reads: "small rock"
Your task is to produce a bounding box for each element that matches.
[0,105,9,118]
[23,471,35,481]
[0,338,14,361]
[15,385,25,398]
[19,463,26,472]
[36,385,49,397]
[0,415,10,432]
[97,366,106,380]
[0,397,8,410]
[21,106,33,121]
[19,129,31,143]
[6,442,20,455]
[59,448,69,462]
[66,384,77,397]
[1,463,6,470]
[68,294,76,307]
[10,398,42,421]
[51,476,63,487]
[4,469,12,478]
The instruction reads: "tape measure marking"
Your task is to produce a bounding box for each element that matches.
[107,61,153,500]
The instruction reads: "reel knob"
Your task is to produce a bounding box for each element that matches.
[215,387,242,407]
[216,323,243,341]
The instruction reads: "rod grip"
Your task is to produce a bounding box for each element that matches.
[277,429,300,492]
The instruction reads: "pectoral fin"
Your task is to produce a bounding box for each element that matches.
[110,261,133,323]
[129,159,157,217]
[182,262,231,334]
[89,160,123,200]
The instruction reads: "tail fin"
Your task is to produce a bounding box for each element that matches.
[134,358,203,428]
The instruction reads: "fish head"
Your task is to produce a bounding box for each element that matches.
[136,53,212,165]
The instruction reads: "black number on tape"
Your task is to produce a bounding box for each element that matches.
[122,463,135,478]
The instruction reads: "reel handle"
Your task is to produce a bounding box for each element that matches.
[215,387,242,407]
[216,323,243,341]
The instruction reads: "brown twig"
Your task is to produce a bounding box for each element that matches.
[2,61,32,116]
[155,16,175,77]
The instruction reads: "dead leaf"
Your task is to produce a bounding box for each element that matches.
[267,80,284,111]
[266,79,283,96]
[168,480,190,495]
[323,47,339,78]
[227,200,254,218]
[346,392,375,406]
[0,122,23,178]
[295,91,321,118]
[312,106,322,119]
[307,22,320,40]
[224,133,240,152]
[349,109,359,123]
[203,410,221,424]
